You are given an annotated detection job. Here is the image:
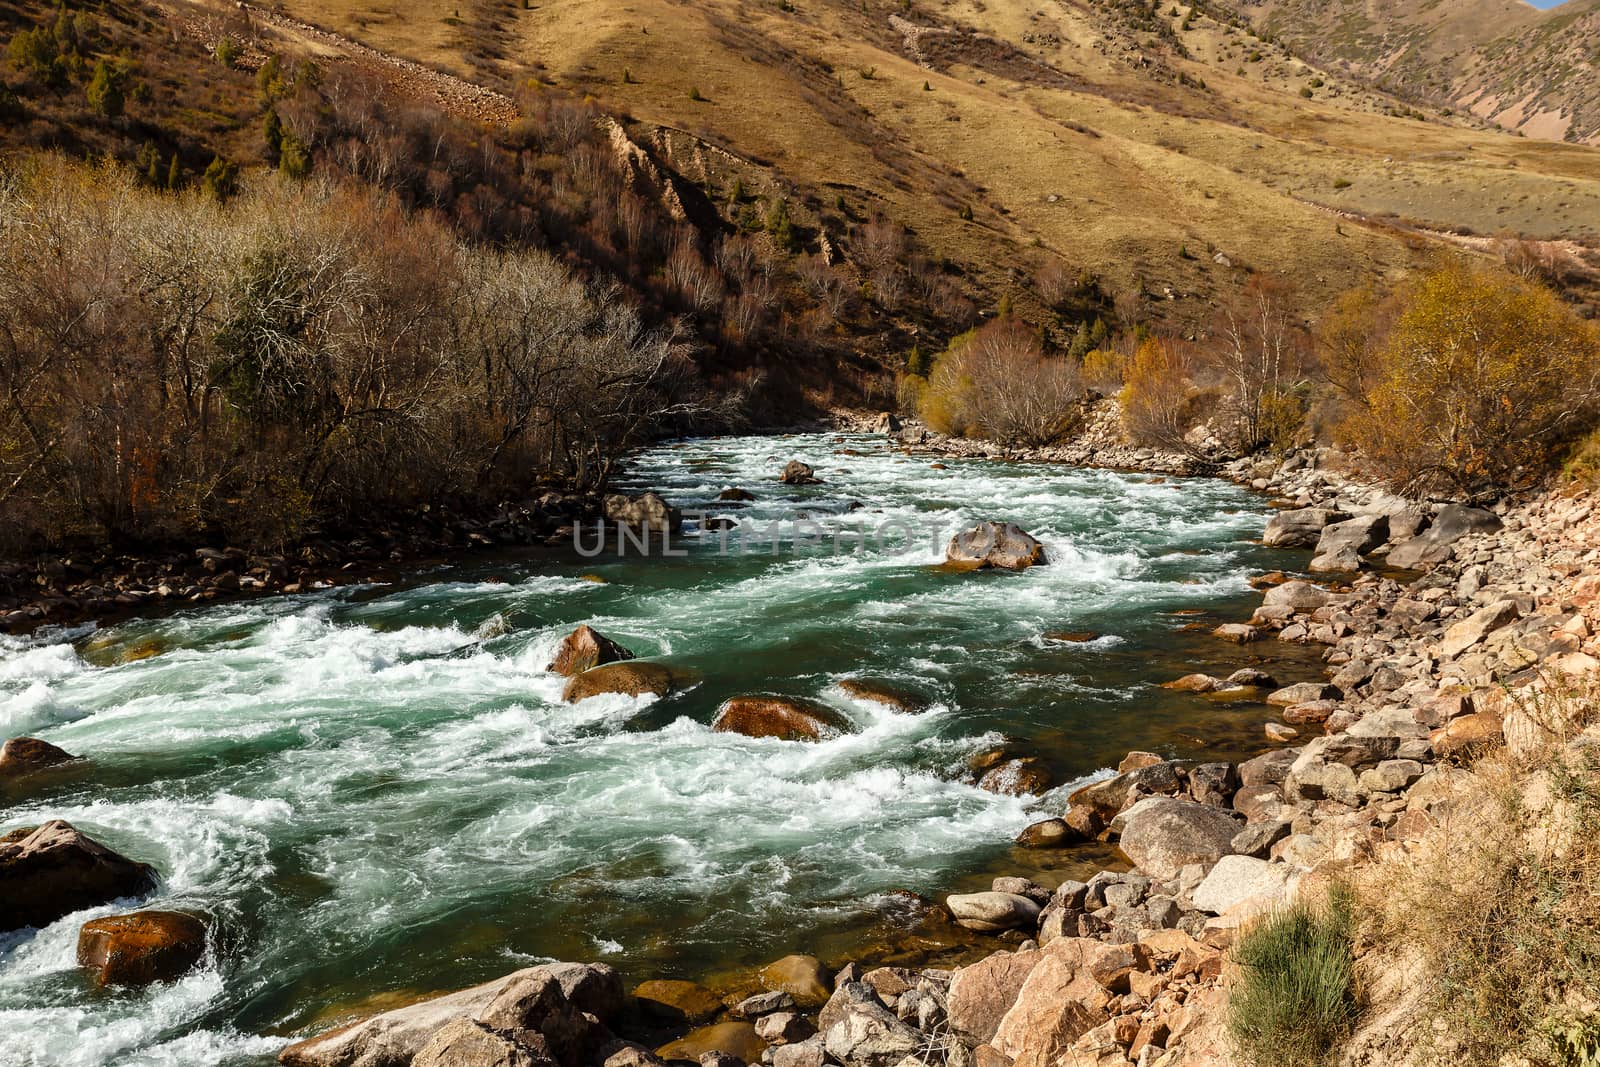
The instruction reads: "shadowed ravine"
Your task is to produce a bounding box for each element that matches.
[0,433,1322,1066]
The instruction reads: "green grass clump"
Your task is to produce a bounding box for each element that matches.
[1228,889,1359,1067]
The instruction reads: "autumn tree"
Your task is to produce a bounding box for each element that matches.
[1121,336,1196,451]
[1335,261,1600,497]
[1206,276,1310,451]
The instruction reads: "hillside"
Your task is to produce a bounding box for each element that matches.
[254,0,1600,331]
[1240,0,1600,145]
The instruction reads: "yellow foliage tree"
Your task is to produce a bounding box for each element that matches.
[1121,336,1195,450]
[1337,261,1600,496]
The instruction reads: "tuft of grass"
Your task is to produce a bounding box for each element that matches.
[1227,889,1359,1067]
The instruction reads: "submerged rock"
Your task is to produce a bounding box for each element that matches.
[657,1022,764,1063]
[0,737,79,778]
[0,820,157,933]
[77,910,208,986]
[563,662,674,703]
[977,757,1052,796]
[546,625,636,677]
[712,697,851,741]
[718,488,756,502]
[946,522,1046,571]
[835,678,929,714]
[758,954,833,1008]
[633,979,724,1025]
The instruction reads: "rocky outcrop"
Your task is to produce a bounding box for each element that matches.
[0,820,157,932]
[562,662,674,703]
[547,626,636,677]
[77,909,207,986]
[1384,503,1500,569]
[945,522,1046,570]
[711,697,851,741]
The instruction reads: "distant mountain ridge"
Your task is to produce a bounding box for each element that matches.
[1236,0,1600,142]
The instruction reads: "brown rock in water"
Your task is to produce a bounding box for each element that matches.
[1161,674,1219,693]
[978,758,1052,796]
[780,461,821,485]
[563,662,674,703]
[634,979,724,1025]
[77,910,207,986]
[1015,818,1079,849]
[658,1022,765,1064]
[758,954,833,1008]
[946,523,1046,571]
[0,737,78,777]
[835,679,929,714]
[1043,631,1098,644]
[0,820,157,933]
[718,488,756,502]
[546,625,636,677]
[712,698,850,742]
[604,492,681,533]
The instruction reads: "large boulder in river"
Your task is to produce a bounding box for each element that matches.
[546,625,635,677]
[563,662,674,703]
[946,522,1046,571]
[780,460,822,485]
[1262,507,1346,548]
[835,678,929,714]
[946,891,1041,932]
[1114,797,1243,881]
[0,737,79,778]
[759,954,833,1008]
[411,1019,553,1067]
[279,962,622,1067]
[77,909,207,986]
[712,697,851,741]
[0,820,157,932]
[1385,504,1501,569]
[977,757,1052,796]
[604,492,681,534]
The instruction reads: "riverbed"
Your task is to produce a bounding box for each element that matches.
[0,433,1317,1066]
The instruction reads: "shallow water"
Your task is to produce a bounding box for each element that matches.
[0,433,1316,1065]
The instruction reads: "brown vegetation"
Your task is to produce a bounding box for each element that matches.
[916,318,1084,447]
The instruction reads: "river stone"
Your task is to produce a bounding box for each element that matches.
[770,1039,826,1067]
[1386,504,1501,569]
[77,909,206,986]
[835,679,928,713]
[946,522,1047,571]
[946,891,1041,932]
[563,662,674,703]
[759,954,833,1008]
[1070,761,1184,819]
[1191,855,1297,916]
[818,983,921,1067]
[1230,820,1290,858]
[1162,673,1220,692]
[978,757,1052,796]
[1358,759,1425,794]
[1015,818,1077,849]
[1439,600,1521,658]
[946,948,1041,1043]
[1114,797,1243,881]
[1264,722,1298,742]
[1266,682,1339,706]
[0,820,157,932]
[755,1012,815,1045]
[719,488,755,502]
[733,991,796,1019]
[1261,581,1331,613]
[1314,514,1388,558]
[412,1019,550,1067]
[634,980,723,1025]
[1238,747,1299,786]
[603,492,681,534]
[0,737,78,777]
[1308,544,1361,573]
[1262,508,1346,547]
[658,1022,764,1064]
[990,939,1115,1067]
[546,625,635,677]
[713,698,851,742]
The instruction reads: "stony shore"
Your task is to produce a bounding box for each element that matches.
[6,415,1598,1066]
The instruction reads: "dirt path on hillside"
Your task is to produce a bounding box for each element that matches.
[161,0,520,126]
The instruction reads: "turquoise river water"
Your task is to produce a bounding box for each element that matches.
[0,433,1317,1066]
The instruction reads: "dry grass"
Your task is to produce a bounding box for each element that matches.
[1355,678,1600,1066]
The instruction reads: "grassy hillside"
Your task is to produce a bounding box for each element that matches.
[262,0,1600,330]
[1244,0,1600,145]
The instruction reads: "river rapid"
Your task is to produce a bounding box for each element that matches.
[0,433,1316,1066]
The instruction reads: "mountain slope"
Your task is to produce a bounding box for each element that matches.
[1241,0,1600,143]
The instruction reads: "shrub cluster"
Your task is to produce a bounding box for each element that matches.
[0,157,713,553]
